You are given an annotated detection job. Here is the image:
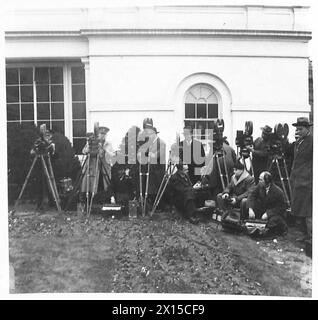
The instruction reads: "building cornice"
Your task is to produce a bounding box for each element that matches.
[5,29,312,40]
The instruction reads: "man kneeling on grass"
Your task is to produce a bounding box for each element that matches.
[165,144,199,225]
[247,171,288,236]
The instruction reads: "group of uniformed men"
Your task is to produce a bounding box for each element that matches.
[78,116,312,242]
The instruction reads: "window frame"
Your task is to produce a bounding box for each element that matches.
[6,61,86,153]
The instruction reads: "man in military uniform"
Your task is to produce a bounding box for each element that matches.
[137,121,166,211]
[80,126,114,207]
[290,117,313,245]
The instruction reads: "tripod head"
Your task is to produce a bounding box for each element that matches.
[32,124,55,156]
[268,123,289,158]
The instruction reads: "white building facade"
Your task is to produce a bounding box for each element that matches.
[5,4,312,153]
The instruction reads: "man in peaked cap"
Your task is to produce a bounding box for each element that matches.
[290,117,313,249]
[137,120,166,213]
[247,125,273,183]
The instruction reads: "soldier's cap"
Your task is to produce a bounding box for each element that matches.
[98,126,110,134]
[144,123,159,134]
[143,117,153,129]
[292,117,312,127]
[260,125,272,134]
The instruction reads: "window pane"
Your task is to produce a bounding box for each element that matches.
[36,85,49,102]
[51,85,64,102]
[37,103,50,120]
[208,104,218,118]
[185,103,195,119]
[7,104,20,121]
[52,121,65,134]
[6,68,19,85]
[72,102,86,119]
[21,85,33,102]
[73,120,86,137]
[35,67,49,84]
[71,67,85,84]
[184,120,195,129]
[73,138,86,154]
[6,86,19,103]
[197,103,207,118]
[50,67,63,84]
[72,85,86,101]
[21,103,34,120]
[20,68,33,84]
[51,103,64,120]
[7,122,20,133]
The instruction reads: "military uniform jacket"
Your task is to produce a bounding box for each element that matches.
[222,171,255,202]
[290,134,313,217]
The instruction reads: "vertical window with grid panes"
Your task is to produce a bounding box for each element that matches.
[184,84,219,144]
[6,65,87,154]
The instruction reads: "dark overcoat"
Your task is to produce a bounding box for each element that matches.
[179,138,206,185]
[166,169,195,210]
[290,134,313,217]
[247,182,287,219]
[252,137,271,182]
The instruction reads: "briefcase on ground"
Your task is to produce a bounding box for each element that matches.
[221,207,244,232]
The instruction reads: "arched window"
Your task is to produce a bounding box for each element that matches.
[184,84,219,144]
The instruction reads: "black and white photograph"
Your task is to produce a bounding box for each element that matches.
[1,0,316,299]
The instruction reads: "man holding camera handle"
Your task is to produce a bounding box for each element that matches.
[217,160,254,216]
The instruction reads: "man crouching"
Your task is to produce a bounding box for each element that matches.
[165,144,199,224]
[217,160,255,218]
[247,171,288,236]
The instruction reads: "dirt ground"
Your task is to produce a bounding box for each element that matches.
[9,206,311,297]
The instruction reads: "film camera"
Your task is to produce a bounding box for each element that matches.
[33,124,55,155]
[235,121,253,158]
[267,123,289,157]
[210,119,225,153]
[86,122,102,153]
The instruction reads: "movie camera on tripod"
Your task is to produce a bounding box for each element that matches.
[266,122,292,207]
[10,124,61,214]
[235,121,253,159]
[267,123,289,157]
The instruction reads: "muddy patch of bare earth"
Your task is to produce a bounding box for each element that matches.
[9,209,311,297]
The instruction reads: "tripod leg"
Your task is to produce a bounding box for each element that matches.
[143,161,150,217]
[40,156,61,212]
[88,156,100,218]
[216,155,225,190]
[64,156,88,212]
[139,163,144,215]
[46,154,61,208]
[282,158,292,202]
[86,153,91,216]
[12,156,38,213]
[275,159,290,207]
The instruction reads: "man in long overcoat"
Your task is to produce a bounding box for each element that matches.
[290,117,313,241]
[179,125,206,185]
